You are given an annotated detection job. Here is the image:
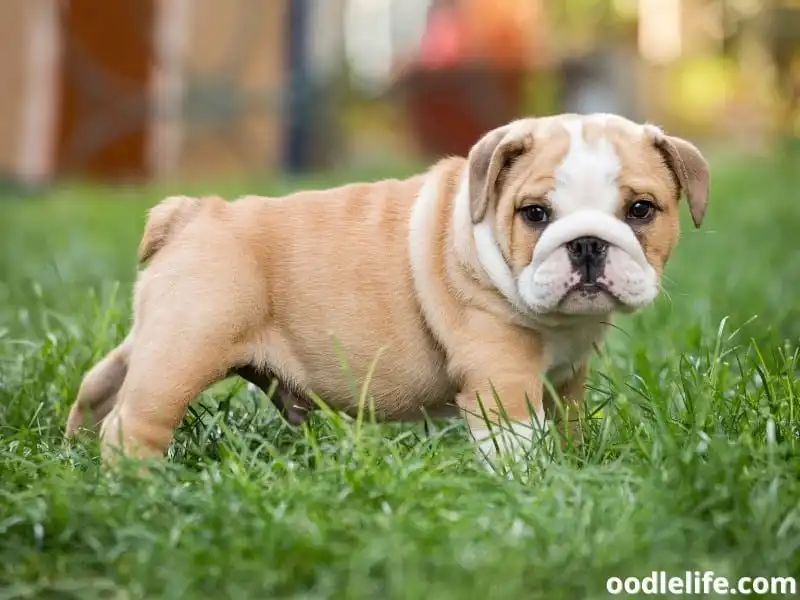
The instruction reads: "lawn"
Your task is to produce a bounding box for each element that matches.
[0,154,798,600]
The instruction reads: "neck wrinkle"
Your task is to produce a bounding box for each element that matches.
[449,165,500,294]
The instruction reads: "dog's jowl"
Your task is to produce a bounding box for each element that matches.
[66,113,710,468]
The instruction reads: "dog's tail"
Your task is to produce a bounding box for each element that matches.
[138,195,202,264]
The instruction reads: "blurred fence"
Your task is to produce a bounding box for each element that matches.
[0,0,798,189]
[0,0,292,185]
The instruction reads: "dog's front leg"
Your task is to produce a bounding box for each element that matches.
[457,375,549,470]
[452,333,550,469]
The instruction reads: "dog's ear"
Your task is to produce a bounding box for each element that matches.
[655,134,710,228]
[468,126,532,224]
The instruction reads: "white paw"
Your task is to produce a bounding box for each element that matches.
[472,420,554,473]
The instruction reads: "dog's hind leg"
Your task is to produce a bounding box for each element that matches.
[96,194,269,463]
[99,307,254,463]
[66,335,132,435]
[98,272,260,463]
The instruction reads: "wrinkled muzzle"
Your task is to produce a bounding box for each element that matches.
[517,210,659,315]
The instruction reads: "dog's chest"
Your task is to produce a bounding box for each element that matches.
[541,322,607,385]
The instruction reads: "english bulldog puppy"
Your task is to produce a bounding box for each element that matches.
[66,113,710,468]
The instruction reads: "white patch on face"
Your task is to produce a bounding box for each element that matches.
[597,246,659,310]
[518,210,656,312]
[530,210,648,271]
[550,119,621,215]
[515,118,659,315]
[517,247,579,313]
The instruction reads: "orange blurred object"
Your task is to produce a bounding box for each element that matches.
[399,0,545,158]
[416,0,542,70]
[417,4,465,70]
[461,0,540,68]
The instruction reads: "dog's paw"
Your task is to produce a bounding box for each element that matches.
[472,420,554,475]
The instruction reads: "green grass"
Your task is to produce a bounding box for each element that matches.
[1,156,799,600]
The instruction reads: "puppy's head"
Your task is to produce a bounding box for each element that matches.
[466,113,710,318]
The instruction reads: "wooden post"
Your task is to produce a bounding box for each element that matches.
[55,0,156,181]
[283,0,313,173]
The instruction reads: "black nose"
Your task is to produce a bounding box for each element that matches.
[566,236,608,282]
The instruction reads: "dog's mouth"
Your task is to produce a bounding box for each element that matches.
[569,280,613,295]
[558,281,620,314]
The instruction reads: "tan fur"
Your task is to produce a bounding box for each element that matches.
[66,335,132,434]
[65,114,710,466]
[137,195,202,263]
[605,123,685,275]
[493,126,572,270]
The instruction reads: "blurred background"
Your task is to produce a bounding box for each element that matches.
[0,0,798,189]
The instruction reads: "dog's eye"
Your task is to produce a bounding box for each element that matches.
[627,200,656,221]
[519,204,550,226]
